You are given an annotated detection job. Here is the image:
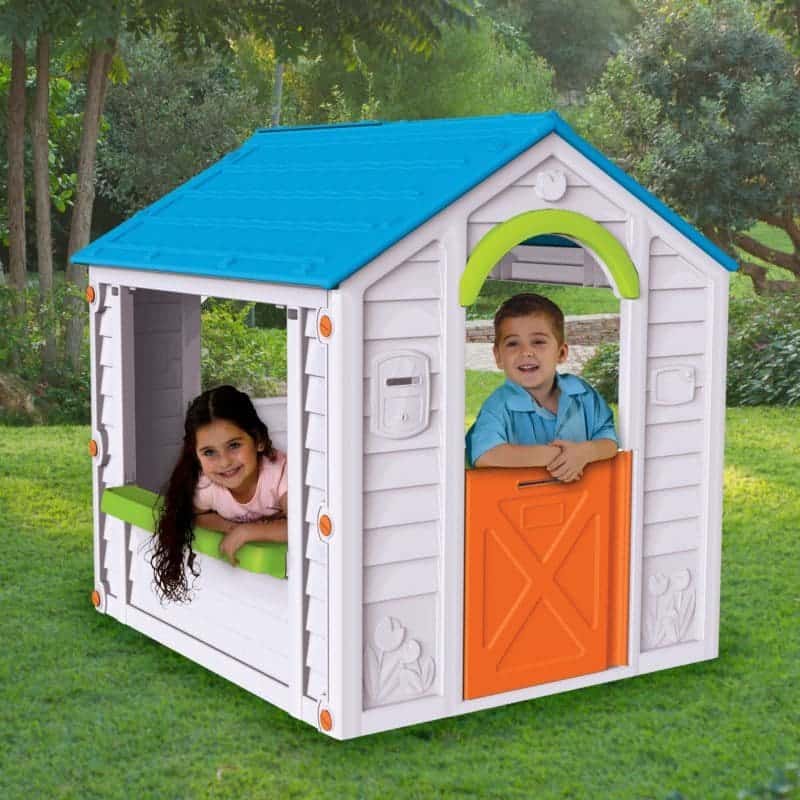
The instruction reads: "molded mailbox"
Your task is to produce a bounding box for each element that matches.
[464,452,632,699]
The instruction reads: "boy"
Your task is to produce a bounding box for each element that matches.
[466,293,618,482]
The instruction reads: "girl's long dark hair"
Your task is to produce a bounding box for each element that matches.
[150,385,275,602]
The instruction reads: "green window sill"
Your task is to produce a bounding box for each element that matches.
[100,484,287,579]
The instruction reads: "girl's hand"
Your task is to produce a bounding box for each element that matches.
[218,519,286,565]
[219,525,252,566]
[546,440,589,483]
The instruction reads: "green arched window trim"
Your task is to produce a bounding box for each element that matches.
[459,209,640,306]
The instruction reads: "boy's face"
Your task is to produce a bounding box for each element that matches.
[493,312,568,396]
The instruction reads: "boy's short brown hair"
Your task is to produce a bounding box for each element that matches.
[493,293,565,345]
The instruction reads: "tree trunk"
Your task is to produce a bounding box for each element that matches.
[7,38,27,324]
[271,61,284,127]
[65,42,115,370]
[33,32,57,375]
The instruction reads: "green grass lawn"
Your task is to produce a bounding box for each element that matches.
[0,410,798,800]
[467,278,619,319]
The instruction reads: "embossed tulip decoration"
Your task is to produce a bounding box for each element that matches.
[644,569,696,649]
[364,616,436,704]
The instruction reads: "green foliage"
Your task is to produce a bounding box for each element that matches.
[253,302,287,329]
[97,34,264,218]
[576,0,800,239]
[483,0,641,90]
[0,58,81,249]
[0,284,90,424]
[369,18,556,120]
[727,292,800,406]
[753,0,800,58]
[580,341,620,404]
[286,17,555,125]
[201,300,286,398]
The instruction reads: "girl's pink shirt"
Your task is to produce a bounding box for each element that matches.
[193,450,287,523]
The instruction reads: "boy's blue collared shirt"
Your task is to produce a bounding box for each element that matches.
[465,373,617,467]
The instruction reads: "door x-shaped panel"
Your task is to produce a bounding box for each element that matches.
[464,453,631,699]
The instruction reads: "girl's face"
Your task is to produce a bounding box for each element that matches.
[195,419,263,503]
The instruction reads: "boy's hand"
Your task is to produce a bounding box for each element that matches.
[546,440,589,483]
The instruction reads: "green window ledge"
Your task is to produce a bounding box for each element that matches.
[100,484,288,579]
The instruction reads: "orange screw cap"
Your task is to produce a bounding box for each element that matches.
[319,709,333,732]
[91,590,101,607]
[318,514,333,538]
[88,439,99,457]
[85,286,96,303]
[318,314,332,339]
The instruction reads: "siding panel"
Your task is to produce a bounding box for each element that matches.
[364,558,439,604]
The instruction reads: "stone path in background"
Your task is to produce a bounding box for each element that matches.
[465,342,598,375]
[464,313,618,375]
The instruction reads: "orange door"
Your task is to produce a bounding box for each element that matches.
[464,452,631,700]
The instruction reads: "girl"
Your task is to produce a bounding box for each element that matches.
[151,385,288,603]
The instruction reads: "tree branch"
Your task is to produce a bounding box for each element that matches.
[739,260,768,293]
[785,213,800,251]
[732,232,799,274]
[739,260,797,294]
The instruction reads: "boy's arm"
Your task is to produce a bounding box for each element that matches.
[547,438,618,482]
[469,403,563,468]
[475,443,563,469]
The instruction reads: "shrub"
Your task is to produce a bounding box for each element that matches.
[201,300,287,397]
[581,342,620,404]
[0,285,91,425]
[726,293,800,406]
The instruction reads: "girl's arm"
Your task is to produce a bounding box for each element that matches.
[193,510,237,535]
[217,492,289,565]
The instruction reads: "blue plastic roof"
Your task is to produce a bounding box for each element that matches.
[71,111,737,286]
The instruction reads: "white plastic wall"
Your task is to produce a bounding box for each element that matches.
[360,242,445,711]
[637,236,727,671]
[302,312,330,702]
[132,289,201,493]
[492,242,611,289]
[89,280,135,619]
[88,266,329,720]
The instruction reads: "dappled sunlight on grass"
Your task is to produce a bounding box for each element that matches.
[1,476,92,534]
[723,464,779,506]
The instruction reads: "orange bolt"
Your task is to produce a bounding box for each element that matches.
[319,709,333,732]
[91,590,101,608]
[88,439,99,457]
[318,314,332,339]
[85,286,96,304]
[318,514,332,538]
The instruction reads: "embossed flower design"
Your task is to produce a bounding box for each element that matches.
[648,574,669,596]
[374,617,405,652]
[364,616,436,705]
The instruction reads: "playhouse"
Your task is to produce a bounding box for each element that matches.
[72,111,736,740]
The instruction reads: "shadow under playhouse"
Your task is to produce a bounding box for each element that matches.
[73,111,737,740]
